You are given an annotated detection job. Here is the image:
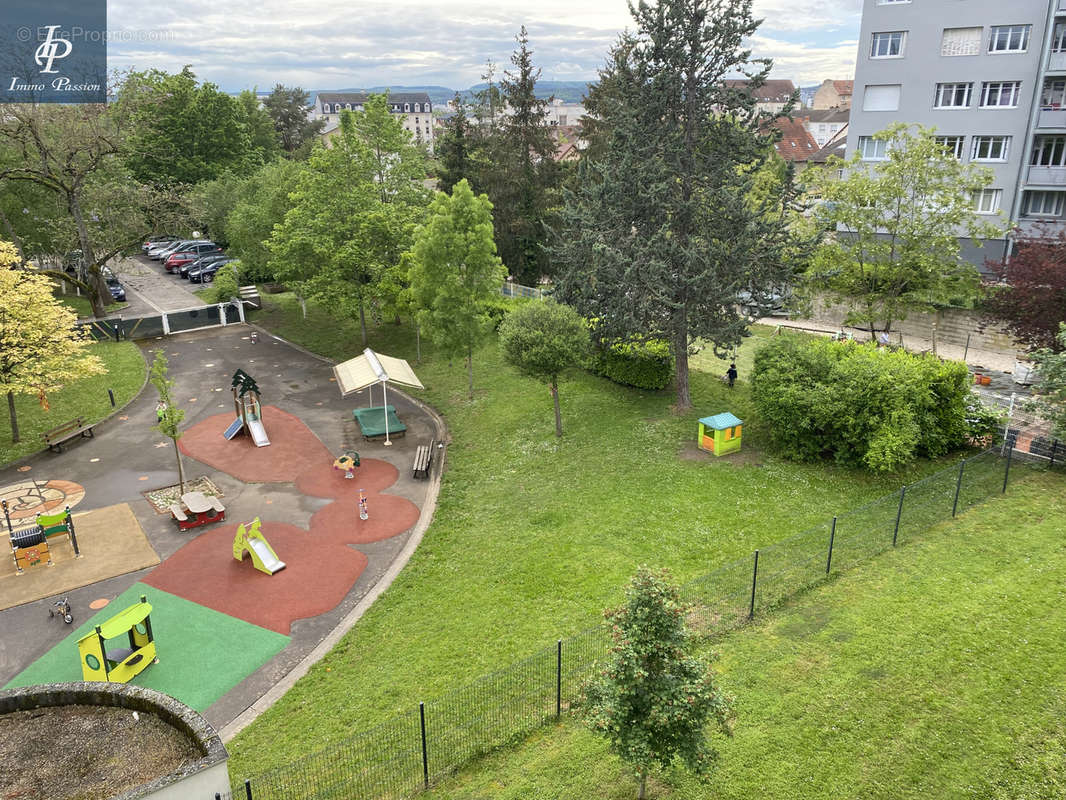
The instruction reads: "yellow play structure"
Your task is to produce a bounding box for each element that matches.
[233,517,285,575]
[77,594,157,683]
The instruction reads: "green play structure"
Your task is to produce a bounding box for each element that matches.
[233,517,285,575]
[77,594,157,683]
[697,412,743,457]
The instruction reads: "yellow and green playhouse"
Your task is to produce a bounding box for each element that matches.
[697,412,743,457]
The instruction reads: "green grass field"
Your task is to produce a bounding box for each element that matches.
[5,583,289,712]
[54,290,127,319]
[0,340,146,467]
[426,470,1066,800]
[227,294,985,779]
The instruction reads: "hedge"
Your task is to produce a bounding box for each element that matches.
[589,338,674,391]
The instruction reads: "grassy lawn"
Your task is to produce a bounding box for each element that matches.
[428,470,1066,800]
[0,341,146,466]
[54,291,127,319]
[227,294,982,779]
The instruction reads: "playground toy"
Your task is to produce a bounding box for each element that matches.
[359,489,369,520]
[697,413,744,457]
[233,517,285,575]
[4,502,81,574]
[223,369,270,447]
[333,349,424,445]
[332,451,360,479]
[77,594,157,683]
[49,596,73,624]
[170,491,226,531]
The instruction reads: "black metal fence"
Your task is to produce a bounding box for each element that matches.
[226,440,1058,800]
[78,303,243,342]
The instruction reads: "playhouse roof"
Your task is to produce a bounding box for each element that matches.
[333,348,425,396]
[81,599,153,641]
[699,412,743,430]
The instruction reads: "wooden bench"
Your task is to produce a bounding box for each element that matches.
[413,444,432,479]
[42,417,95,452]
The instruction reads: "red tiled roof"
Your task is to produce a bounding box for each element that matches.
[723,78,797,103]
[770,117,819,162]
[832,80,854,97]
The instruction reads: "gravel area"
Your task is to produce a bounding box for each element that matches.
[0,704,201,800]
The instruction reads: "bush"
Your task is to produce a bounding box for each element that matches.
[750,336,974,472]
[209,261,241,303]
[589,339,674,391]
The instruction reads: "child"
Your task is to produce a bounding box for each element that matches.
[726,363,738,388]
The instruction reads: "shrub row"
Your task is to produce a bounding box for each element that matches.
[588,339,674,391]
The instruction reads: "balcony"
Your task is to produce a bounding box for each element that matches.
[1027,165,1066,185]
[1037,107,1066,128]
[1050,51,1066,71]
[1060,0,1066,12]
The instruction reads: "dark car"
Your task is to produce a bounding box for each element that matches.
[164,243,221,273]
[190,258,236,283]
[102,267,126,302]
[179,252,228,279]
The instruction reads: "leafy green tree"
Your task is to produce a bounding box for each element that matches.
[554,0,807,410]
[188,173,248,247]
[1028,324,1066,440]
[237,89,281,163]
[499,300,589,436]
[437,93,474,194]
[0,241,105,443]
[118,67,251,185]
[584,566,733,800]
[491,27,560,284]
[407,179,507,398]
[226,159,305,282]
[263,85,325,157]
[803,123,1007,337]
[149,351,187,494]
[209,261,241,303]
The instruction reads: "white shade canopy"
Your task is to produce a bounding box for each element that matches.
[333,348,424,397]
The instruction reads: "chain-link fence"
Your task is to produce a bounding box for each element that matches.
[225,440,1053,800]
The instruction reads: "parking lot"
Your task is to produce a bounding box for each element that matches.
[106,253,212,317]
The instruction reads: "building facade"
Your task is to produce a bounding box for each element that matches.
[313,92,435,151]
[812,79,854,109]
[800,108,850,146]
[848,0,1066,268]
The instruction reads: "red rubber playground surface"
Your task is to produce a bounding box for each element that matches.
[143,406,420,634]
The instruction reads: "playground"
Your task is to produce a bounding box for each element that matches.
[0,325,440,728]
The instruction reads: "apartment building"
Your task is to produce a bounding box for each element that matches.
[847,0,1066,268]
[313,92,435,151]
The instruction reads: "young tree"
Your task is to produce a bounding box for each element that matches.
[498,300,589,436]
[149,351,187,495]
[982,225,1066,352]
[584,567,733,799]
[0,241,105,443]
[554,0,807,410]
[492,27,560,284]
[1027,324,1066,439]
[804,123,1008,337]
[263,85,325,157]
[406,179,507,398]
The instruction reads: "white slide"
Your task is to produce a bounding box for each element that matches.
[247,419,270,447]
[249,538,285,574]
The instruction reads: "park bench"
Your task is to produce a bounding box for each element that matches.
[412,444,432,479]
[42,417,95,453]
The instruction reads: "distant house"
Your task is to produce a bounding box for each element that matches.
[723,78,798,113]
[808,123,848,167]
[796,108,850,146]
[812,79,853,110]
[770,117,820,167]
[313,91,435,151]
[553,125,583,161]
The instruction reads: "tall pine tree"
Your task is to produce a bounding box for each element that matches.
[436,93,473,194]
[553,0,807,409]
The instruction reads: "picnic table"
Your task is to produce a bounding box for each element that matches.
[170,491,226,532]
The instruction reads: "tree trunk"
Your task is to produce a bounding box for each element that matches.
[637,772,647,800]
[466,347,474,400]
[174,439,186,495]
[299,295,307,319]
[359,302,368,348]
[67,191,108,319]
[7,390,19,444]
[416,323,421,365]
[673,317,691,411]
[551,380,562,437]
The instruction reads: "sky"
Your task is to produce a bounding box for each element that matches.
[106,0,861,92]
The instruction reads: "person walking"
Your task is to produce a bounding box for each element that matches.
[726,363,738,389]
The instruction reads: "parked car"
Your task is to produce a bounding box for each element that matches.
[164,244,221,273]
[102,267,126,302]
[179,252,228,279]
[149,239,210,260]
[190,258,236,283]
[142,235,179,253]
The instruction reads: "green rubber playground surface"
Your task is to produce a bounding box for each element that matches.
[5,583,288,712]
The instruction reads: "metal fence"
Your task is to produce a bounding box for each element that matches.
[78,302,245,342]
[226,440,1058,800]
[500,281,550,300]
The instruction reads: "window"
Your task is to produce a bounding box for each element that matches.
[425,103,431,112]
[863,84,901,111]
[1031,136,1066,166]
[1023,190,1065,216]
[323,103,331,113]
[935,136,965,158]
[404,103,410,112]
[972,136,1010,161]
[972,189,1002,213]
[414,103,420,112]
[871,31,906,58]
[981,81,1021,107]
[941,27,982,57]
[1042,78,1066,108]
[1054,23,1066,53]
[988,24,1030,53]
[858,136,889,160]
[934,82,973,108]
